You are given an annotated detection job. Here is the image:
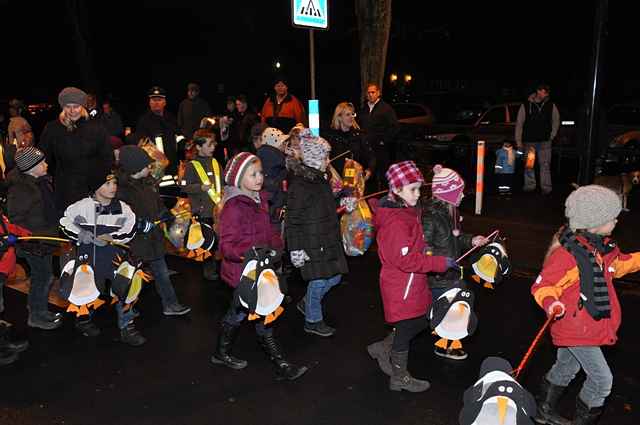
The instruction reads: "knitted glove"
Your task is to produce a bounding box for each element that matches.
[290,250,310,268]
[6,234,18,246]
[340,197,358,214]
[136,219,156,234]
[93,236,109,247]
[445,257,458,270]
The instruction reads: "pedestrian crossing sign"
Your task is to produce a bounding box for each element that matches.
[292,0,328,30]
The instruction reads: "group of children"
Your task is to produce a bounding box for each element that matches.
[0,115,637,424]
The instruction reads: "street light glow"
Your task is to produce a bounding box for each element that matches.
[404,74,412,83]
[390,73,398,82]
[275,61,281,69]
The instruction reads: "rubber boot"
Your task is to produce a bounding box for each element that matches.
[573,398,604,425]
[210,323,248,370]
[367,330,394,376]
[119,321,147,347]
[389,350,430,392]
[534,378,572,425]
[258,333,308,381]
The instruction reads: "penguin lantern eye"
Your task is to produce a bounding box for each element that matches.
[264,258,270,265]
[498,385,505,392]
[506,387,513,394]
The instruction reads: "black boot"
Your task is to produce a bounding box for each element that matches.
[258,333,308,381]
[0,322,29,354]
[573,398,604,425]
[534,378,571,425]
[210,323,248,370]
[120,321,147,347]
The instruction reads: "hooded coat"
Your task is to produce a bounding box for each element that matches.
[219,186,283,288]
[372,195,448,323]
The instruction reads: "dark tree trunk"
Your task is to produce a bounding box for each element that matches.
[355,0,392,106]
[66,0,99,92]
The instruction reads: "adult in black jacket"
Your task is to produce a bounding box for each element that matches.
[177,82,212,141]
[324,101,375,179]
[136,86,182,175]
[39,87,114,215]
[286,134,348,337]
[228,95,259,155]
[358,84,397,189]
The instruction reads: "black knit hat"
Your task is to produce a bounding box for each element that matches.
[118,145,153,174]
[88,170,116,194]
[14,147,45,172]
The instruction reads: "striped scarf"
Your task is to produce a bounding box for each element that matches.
[559,227,613,320]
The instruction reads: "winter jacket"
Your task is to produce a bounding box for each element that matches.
[358,99,398,154]
[6,169,59,256]
[256,145,287,223]
[116,171,168,261]
[260,94,306,134]
[515,94,560,145]
[0,215,31,276]
[177,97,212,140]
[135,110,181,175]
[60,197,137,282]
[322,127,375,176]
[494,147,516,174]
[100,110,124,138]
[285,159,348,281]
[229,109,259,154]
[180,156,222,219]
[421,198,473,290]
[372,195,448,323]
[39,117,114,214]
[219,186,283,288]
[531,234,640,347]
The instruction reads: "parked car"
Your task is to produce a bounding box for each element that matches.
[391,102,435,139]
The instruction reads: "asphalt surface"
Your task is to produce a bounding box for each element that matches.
[1,189,640,425]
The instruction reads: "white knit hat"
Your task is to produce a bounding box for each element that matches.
[565,185,622,231]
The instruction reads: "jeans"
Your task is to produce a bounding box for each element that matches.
[305,274,342,323]
[546,346,613,408]
[523,141,552,193]
[17,250,53,317]
[392,315,428,352]
[222,304,271,337]
[148,257,178,308]
[114,301,136,329]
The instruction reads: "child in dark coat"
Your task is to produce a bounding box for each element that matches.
[116,146,191,317]
[211,151,307,381]
[369,160,455,393]
[286,130,348,338]
[180,129,222,280]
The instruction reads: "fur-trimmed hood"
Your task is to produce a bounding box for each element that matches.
[286,157,327,183]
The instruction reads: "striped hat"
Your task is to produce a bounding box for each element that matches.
[385,160,424,191]
[431,164,465,206]
[224,152,260,188]
[15,147,45,172]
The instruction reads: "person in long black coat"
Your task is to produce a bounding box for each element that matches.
[39,87,113,215]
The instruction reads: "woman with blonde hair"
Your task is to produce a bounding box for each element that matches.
[324,102,374,180]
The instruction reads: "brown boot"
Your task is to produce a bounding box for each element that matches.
[389,350,430,392]
[367,330,394,376]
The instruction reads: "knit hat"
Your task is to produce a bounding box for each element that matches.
[224,151,260,188]
[118,145,153,174]
[431,164,465,206]
[58,87,87,108]
[261,127,289,149]
[14,147,45,172]
[385,160,425,191]
[89,171,116,194]
[273,74,288,86]
[299,129,331,171]
[565,185,622,231]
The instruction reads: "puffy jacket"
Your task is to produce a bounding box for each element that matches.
[285,159,348,281]
[256,145,287,223]
[219,186,283,288]
[0,215,31,276]
[531,234,640,347]
[260,94,306,134]
[421,198,473,290]
[372,195,448,323]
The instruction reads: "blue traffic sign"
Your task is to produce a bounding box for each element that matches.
[292,0,328,30]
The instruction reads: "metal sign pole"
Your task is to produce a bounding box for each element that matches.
[309,29,316,100]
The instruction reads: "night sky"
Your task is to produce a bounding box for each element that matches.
[1,0,635,127]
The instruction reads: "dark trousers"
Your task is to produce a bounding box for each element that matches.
[392,315,428,352]
[16,249,53,316]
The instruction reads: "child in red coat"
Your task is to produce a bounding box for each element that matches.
[211,152,307,381]
[531,185,640,424]
[368,161,456,393]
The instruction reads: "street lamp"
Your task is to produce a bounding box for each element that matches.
[275,60,281,69]
[390,73,398,83]
[404,74,412,83]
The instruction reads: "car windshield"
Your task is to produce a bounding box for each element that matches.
[608,105,640,126]
[392,103,427,119]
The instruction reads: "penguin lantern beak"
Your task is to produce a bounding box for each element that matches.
[81,264,89,273]
[262,270,278,285]
[497,396,508,425]
[458,303,467,315]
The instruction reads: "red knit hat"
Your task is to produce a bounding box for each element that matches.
[223,152,259,188]
[385,161,424,191]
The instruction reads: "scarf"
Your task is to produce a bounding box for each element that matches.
[559,227,614,320]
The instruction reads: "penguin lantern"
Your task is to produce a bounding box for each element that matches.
[59,253,105,316]
[233,247,287,325]
[429,281,478,354]
[110,256,151,311]
[469,241,511,289]
[184,218,216,261]
[459,356,536,425]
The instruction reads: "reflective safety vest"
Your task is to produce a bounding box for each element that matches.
[191,158,222,204]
